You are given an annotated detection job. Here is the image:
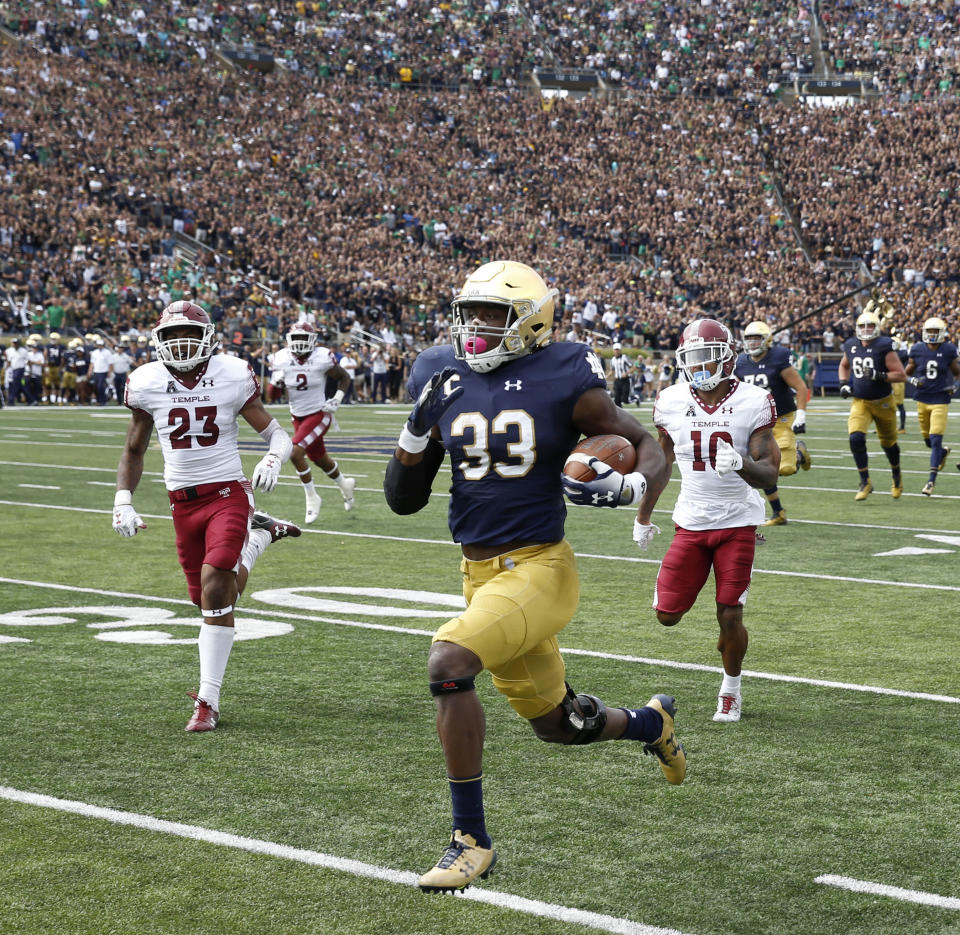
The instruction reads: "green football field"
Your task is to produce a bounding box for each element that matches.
[1,397,958,935]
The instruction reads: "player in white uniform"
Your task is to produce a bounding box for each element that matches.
[112,301,301,732]
[638,319,779,723]
[270,322,355,522]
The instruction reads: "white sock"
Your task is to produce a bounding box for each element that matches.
[720,674,742,697]
[197,623,235,710]
[303,480,318,498]
[241,527,271,573]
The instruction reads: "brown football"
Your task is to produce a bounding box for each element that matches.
[563,434,637,482]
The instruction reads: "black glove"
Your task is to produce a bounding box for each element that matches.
[407,366,464,436]
[871,370,887,382]
[840,384,852,399]
[907,375,925,388]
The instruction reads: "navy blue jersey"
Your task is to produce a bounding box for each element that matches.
[910,340,958,404]
[842,335,895,400]
[734,346,796,417]
[70,347,89,373]
[408,343,607,547]
[47,343,64,366]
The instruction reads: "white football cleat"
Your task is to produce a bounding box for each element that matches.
[712,692,741,722]
[340,476,356,511]
[304,492,322,525]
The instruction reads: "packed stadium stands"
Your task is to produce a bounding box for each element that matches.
[1,1,958,368]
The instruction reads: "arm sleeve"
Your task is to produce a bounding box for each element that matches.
[383,437,446,515]
[258,417,293,463]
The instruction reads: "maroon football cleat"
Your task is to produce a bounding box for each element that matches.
[251,511,301,542]
[185,691,219,732]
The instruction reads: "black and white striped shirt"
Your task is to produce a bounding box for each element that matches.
[611,354,632,379]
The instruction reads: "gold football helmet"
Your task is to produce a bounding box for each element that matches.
[922,317,948,345]
[451,261,557,373]
[855,309,881,343]
[743,320,772,358]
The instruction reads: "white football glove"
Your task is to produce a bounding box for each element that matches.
[714,438,744,476]
[252,453,282,492]
[792,409,806,433]
[633,519,661,552]
[112,503,146,537]
[270,369,285,388]
[320,396,341,413]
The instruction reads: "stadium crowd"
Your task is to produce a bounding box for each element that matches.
[2,0,960,396]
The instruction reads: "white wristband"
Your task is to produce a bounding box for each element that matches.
[114,489,133,507]
[398,423,431,453]
[333,389,345,403]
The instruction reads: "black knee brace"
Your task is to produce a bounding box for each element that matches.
[849,431,867,455]
[560,682,608,745]
[430,676,476,696]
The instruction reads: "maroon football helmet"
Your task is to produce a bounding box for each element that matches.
[286,321,318,358]
[676,319,736,391]
[152,301,218,372]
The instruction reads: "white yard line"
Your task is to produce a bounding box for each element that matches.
[2,576,958,706]
[815,874,960,910]
[0,785,691,935]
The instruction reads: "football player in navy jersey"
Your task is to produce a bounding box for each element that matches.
[837,308,907,500]
[384,261,683,894]
[905,317,960,496]
[735,321,811,525]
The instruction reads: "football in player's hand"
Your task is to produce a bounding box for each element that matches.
[563,434,637,482]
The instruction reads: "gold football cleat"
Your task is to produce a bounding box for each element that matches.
[891,480,903,499]
[764,510,787,526]
[419,831,497,893]
[642,695,686,785]
[796,439,812,471]
[855,479,873,501]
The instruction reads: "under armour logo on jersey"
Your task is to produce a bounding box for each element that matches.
[504,379,523,391]
[201,379,215,387]
[166,381,177,393]
[685,405,696,417]
[720,406,734,414]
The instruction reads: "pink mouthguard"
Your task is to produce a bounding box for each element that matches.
[464,336,488,355]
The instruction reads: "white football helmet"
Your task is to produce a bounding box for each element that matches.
[286,322,318,358]
[855,309,881,343]
[450,260,557,373]
[743,320,772,358]
[922,317,948,345]
[676,319,737,391]
[152,301,218,372]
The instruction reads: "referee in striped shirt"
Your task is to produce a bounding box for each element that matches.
[610,342,633,407]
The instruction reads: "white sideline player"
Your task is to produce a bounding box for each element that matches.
[269,322,356,522]
[112,301,301,732]
[640,318,780,723]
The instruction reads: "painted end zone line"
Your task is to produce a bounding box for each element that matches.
[815,874,960,911]
[0,786,691,935]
